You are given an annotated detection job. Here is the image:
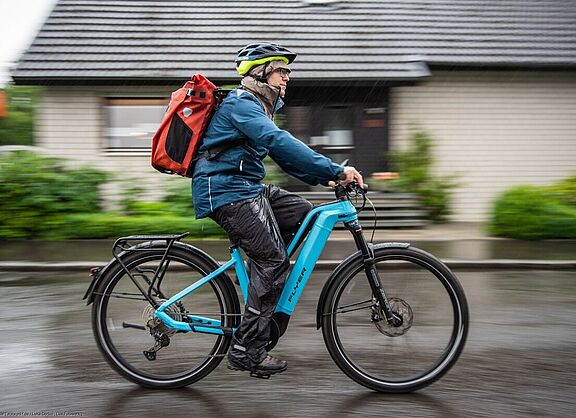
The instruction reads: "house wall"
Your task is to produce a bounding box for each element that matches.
[37,70,576,221]
[390,69,576,222]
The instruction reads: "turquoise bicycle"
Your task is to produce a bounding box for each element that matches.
[84,182,469,393]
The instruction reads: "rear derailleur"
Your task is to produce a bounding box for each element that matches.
[142,300,186,361]
[143,328,170,361]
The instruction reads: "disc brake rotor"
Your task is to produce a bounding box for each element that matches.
[373,297,414,337]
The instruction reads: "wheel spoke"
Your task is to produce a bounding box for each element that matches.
[323,299,374,316]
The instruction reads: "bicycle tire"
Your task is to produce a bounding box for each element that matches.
[92,246,239,389]
[321,245,469,393]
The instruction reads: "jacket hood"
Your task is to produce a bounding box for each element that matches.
[240,76,282,118]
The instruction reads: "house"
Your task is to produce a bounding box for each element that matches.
[12,0,576,221]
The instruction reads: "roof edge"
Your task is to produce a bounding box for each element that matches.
[11,74,431,87]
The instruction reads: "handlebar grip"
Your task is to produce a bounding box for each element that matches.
[353,183,368,195]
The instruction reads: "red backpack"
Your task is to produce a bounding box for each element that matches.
[151,74,226,177]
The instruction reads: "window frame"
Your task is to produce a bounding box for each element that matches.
[102,97,168,154]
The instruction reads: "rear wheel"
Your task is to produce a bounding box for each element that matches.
[322,246,468,393]
[92,247,239,388]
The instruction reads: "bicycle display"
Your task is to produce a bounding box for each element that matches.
[84,182,469,392]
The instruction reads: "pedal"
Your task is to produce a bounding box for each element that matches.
[228,364,273,379]
[228,361,285,379]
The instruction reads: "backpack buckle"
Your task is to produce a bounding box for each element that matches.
[186,89,206,99]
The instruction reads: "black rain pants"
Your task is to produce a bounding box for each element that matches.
[210,184,312,370]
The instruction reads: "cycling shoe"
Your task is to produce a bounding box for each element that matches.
[228,355,287,379]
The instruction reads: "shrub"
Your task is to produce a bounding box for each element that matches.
[0,111,34,146]
[161,180,195,216]
[42,213,225,240]
[119,178,195,217]
[0,151,225,240]
[124,201,174,217]
[263,156,286,186]
[0,86,41,146]
[0,151,108,238]
[489,185,576,239]
[388,130,459,222]
[546,174,576,207]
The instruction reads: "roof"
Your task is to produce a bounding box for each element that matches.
[12,0,576,84]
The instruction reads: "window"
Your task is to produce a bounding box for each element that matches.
[309,105,354,151]
[105,98,167,150]
[321,105,354,149]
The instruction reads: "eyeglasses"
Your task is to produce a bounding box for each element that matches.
[275,69,291,78]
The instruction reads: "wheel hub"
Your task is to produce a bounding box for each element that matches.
[372,297,414,337]
[142,301,183,336]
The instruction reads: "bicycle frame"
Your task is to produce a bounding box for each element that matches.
[155,198,358,335]
[88,182,468,392]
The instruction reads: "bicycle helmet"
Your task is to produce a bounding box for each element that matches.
[236,42,297,76]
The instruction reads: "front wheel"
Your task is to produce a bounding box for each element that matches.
[321,245,469,393]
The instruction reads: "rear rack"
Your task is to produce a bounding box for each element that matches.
[112,232,190,255]
[111,232,190,308]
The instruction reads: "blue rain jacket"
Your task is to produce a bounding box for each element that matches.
[192,88,344,219]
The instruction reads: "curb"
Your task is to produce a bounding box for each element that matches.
[1,259,575,272]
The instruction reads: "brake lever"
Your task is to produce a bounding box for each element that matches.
[346,182,369,195]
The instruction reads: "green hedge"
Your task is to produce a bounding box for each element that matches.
[0,86,40,146]
[41,213,225,240]
[0,150,225,240]
[547,174,576,207]
[0,151,109,238]
[0,111,34,146]
[489,184,576,239]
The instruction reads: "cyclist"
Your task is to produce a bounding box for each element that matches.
[192,42,363,377]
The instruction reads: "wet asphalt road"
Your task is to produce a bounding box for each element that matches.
[1,268,575,418]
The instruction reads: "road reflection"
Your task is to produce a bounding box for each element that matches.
[1,270,575,417]
[101,387,459,418]
[102,387,232,418]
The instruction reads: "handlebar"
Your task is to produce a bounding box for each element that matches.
[332,178,378,241]
[334,181,368,203]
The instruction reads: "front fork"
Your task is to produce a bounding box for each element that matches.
[345,220,403,327]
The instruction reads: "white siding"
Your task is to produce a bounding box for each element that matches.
[390,70,576,222]
[37,88,100,158]
[37,85,186,205]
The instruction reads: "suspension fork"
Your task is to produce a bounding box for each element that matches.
[345,220,402,327]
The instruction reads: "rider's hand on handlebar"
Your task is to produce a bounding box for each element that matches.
[337,166,364,188]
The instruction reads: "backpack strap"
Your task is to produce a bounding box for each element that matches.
[195,138,251,163]
[192,88,244,164]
